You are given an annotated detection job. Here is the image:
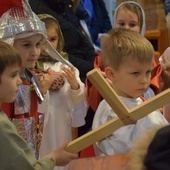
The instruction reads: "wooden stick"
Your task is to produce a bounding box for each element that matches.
[65,69,170,153]
[86,69,136,125]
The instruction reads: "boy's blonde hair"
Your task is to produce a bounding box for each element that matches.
[0,41,21,79]
[101,29,154,70]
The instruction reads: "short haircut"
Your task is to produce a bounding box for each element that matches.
[0,40,21,78]
[101,29,154,70]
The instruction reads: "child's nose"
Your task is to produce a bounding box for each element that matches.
[140,76,149,84]
[124,25,130,30]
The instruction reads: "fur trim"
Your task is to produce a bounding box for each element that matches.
[129,125,165,170]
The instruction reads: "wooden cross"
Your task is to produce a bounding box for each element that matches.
[66,68,170,153]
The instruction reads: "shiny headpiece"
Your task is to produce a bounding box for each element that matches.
[0,0,47,44]
[0,0,69,65]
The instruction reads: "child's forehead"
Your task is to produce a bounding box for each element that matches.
[14,33,43,42]
[117,7,138,17]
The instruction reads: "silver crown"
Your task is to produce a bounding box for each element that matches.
[0,0,47,41]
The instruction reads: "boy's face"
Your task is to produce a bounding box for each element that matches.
[116,8,141,33]
[105,57,153,98]
[41,27,59,56]
[13,34,43,69]
[0,64,22,103]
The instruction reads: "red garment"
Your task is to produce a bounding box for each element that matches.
[150,56,162,95]
[86,54,162,112]
[85,53,104,112]
[0,0,22,17]
[1,79,38,120]
[0,74,42,158]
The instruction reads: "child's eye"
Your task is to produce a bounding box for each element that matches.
[132,72,139,76]
[49,37,57,43]
[129,23,137,27]
[146,70,151,76]
[23,43,31,47]
[11,73,19,78]
[119,22,125,27]
[36,42,41,47]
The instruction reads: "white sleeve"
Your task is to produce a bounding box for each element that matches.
[94,108,168,156]
[67,67,88,127]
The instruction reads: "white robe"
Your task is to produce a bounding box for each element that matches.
[38,61,88,170]
[92,97,168,156]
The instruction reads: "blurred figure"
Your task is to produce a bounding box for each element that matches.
[29,0,97,83]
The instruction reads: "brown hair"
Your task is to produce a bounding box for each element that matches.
[0,40,21,79]
[101,29,154,70]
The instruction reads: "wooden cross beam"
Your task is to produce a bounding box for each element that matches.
[65,68,170,153]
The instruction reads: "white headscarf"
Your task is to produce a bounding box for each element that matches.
[112,1,146,36]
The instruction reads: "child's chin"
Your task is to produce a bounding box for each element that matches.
[7,98,15,103]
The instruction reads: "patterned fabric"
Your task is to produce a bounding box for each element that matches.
[47,69,65,90]
[14,84,31,114]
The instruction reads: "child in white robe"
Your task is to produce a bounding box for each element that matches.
[92,29,169,156]
[37,14,88,170]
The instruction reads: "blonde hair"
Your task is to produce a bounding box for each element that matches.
[101,29,154,70]
[38,14,64,53]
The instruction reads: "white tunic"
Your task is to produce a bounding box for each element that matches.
[92,97,168,156]
[38,61,88,170]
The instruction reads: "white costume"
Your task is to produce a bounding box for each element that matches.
[92,97,168,156]
[113,1,155,99]
[38,61,88,170]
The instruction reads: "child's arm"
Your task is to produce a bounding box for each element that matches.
[0,112,78,169]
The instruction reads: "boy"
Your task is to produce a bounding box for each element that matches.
[92,29,168,156]
[0,40,78,169]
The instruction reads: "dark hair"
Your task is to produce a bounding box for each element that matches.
[0,40,22,79]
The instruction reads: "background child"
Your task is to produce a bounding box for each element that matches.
[92,29,168,156]
[36,14,88,170]
[0,40,78,170]
[0,0,52,158]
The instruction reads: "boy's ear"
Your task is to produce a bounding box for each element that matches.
[105,67,116,82]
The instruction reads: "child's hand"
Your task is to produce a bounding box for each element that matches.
[159,48,170,90]
[161,63,170,90]
[159,47,170,65]
[37,73,53,94]
[51,142,78,166]
[62,65,79,90]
